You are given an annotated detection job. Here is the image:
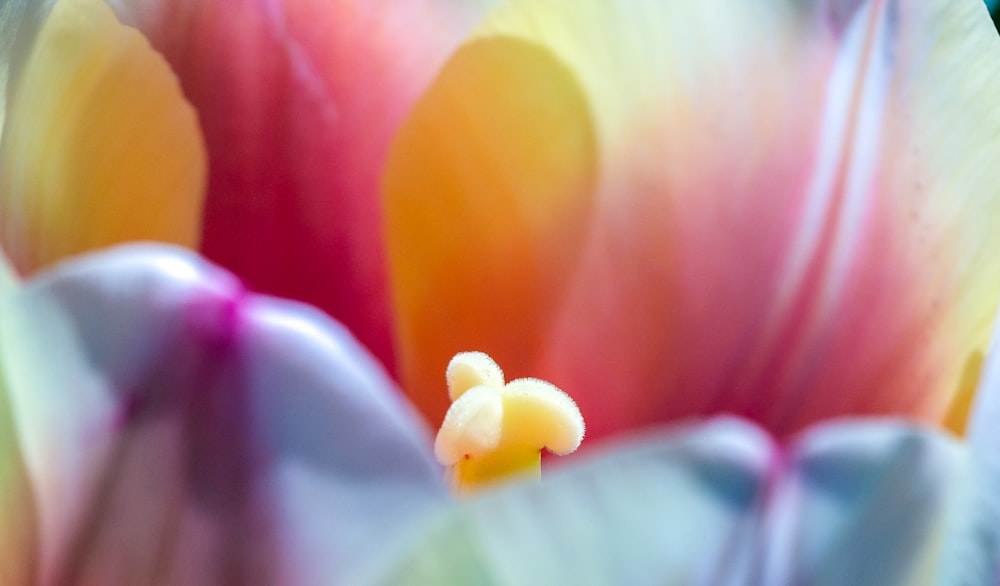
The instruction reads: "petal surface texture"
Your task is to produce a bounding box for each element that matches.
[384,0,1000,439]
[0,0,206,274]
[384,418,996,585]
[0,245,445,585]
[0,274,34,583]
[107,0,498,373]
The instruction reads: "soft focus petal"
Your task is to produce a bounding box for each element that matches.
[0,294,35,583]
[384,418,994,585]
[107,0,498,372]
[964,303,1000,581]
[766,422,989,585]
[0,0,47,134]
[0,247,18,294]
[0,0,206,273]
[0,245,445,584]
[385,0,1000,439]
[387,419,771,584]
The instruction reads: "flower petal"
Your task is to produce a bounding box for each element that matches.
[386,0,1000,439]
[764,422,987,584]
[386,418,772,584]
[0,318,35,584]
[108,0,498,372]
[383,33,597,425]
[0,0,48,134]
[0,244,444,584]
[0,0,206,274]
[963,300,1000,581]
[383,418,994,584]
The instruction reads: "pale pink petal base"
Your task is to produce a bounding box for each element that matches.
[1,245,445,585]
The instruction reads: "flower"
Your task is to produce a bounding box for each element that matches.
[1,0,1000,581]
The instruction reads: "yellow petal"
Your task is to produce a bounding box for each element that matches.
[383,36,597,427]
[0,0,206,273]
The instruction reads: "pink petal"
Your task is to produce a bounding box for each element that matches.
[108,0,497,373]
[552,0,1000,438]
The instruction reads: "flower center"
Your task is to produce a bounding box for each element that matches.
[434,351,585,494]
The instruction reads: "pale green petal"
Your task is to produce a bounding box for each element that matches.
[385,419,772,584]
[383,418,993,585]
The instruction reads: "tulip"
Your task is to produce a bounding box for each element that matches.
[0,0,999,580]
[0,243,996,584]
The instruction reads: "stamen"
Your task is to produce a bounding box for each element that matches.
[446,351,505,399]
[434,352,585,494]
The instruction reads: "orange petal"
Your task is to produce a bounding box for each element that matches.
[382,37,597,426]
